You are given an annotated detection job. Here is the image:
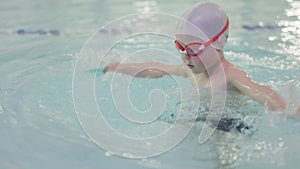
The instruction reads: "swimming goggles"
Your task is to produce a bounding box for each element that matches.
[174,19,229,57]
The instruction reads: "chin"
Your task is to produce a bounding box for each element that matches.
[191,68,203,74]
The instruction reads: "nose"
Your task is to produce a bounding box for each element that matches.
[182,54,192,64]
[183,53,191,60]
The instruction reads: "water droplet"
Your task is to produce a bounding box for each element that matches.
[0,105,4,114]
[105,151,113,156]
[122,153,135,158]
[268,36,278,41]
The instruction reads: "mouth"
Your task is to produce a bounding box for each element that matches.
[187,64,194,68]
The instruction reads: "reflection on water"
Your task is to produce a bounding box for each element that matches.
[279,0,300,57]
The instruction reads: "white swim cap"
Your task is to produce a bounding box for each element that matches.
[177,2,229,50]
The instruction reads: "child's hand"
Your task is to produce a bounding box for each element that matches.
[285,103,300,120]
[292,103,300,119]
[102,62,120,74]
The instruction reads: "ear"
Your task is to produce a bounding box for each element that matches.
[216,49,223,55]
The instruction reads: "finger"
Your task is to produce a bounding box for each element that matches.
[102,66,108,74]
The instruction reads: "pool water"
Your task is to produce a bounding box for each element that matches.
[1,0,300,169]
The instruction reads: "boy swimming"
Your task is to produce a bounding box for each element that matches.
[102,2,286,111]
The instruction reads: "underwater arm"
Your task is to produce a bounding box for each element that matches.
[229,70,286,110]
[102,62,188,78]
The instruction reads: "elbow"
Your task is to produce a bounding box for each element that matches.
[142,69,167,78]
[145,73,166,78]
[135,71,166,78]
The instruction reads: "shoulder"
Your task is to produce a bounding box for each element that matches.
[224,62,258,91]
[225,63,249,82]
[224,63,266,96]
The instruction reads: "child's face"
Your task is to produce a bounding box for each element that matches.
[175,34,221,74]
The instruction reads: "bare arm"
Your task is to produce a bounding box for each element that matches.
[102,62,188,78]
[228,69,286,110]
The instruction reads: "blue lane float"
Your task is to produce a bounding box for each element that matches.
[242,24,279,31]
[14,24,279,36]
[17,29,60,36]
[15,27,133,36]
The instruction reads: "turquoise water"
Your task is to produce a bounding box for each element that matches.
[1,0,300,169]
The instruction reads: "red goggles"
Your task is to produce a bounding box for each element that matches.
[174,19,229,57]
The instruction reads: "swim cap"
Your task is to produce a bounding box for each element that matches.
[177,2,229,50]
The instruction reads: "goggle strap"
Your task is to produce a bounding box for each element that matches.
[204,18,229,47]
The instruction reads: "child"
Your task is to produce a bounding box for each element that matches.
[102,2,286,111]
